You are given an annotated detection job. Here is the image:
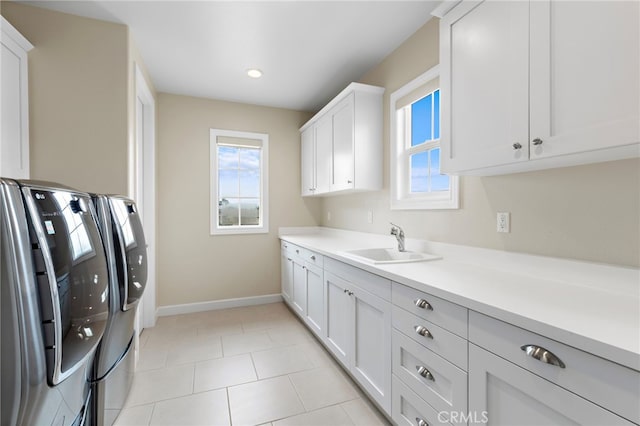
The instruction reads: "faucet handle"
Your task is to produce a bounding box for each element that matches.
[390,222,404,234]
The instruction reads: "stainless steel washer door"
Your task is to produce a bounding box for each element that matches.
[109,197,147,311]
[24,186,109,385]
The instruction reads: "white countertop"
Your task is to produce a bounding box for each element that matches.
[279,227,640,371]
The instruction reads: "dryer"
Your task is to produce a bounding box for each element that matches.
[90,195,147,425]
[1,179,109,425]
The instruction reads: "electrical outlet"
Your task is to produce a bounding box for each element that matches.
[367,211,373,224]
[497,212,510,233]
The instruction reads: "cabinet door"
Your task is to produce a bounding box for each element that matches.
[304,263,324,336]
[291,259,307,317]
[469,344,633,426]
[301,127,316,196]
[315,114,332,194]
[350,285,392,413]
[441,0,530,173]
[323,272,351,367]
[1,30,31,179]
[331,94,355,191]
[280,251,293,304]
[529,1,639,160]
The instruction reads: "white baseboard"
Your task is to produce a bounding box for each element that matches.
[156,294,283,317]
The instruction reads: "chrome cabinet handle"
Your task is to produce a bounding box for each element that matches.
[347,180,353,184]
[296,249,300,254]
[416,418,429,426]
[310,255,316,261]
[513,142,522,150]
[532,138,543,145]
[414,298,433,311]
[344,289,348,293]
[416,365,435,381]
[348,291,354,296]
[414,325,433,339]
[283,243,288,248]
[521,345,565,368]
[286,258,292,261]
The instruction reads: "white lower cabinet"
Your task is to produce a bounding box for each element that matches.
[303,262,323,337]
[280,249,293,304]
[392,330,467,422]
[283,243,325,339]
[291,257,306,316]
[279,239,638,425]
[393,376,452,426]
[469,343,633,425]
[323,269,392,413]
[324,272,352,367]
[469,311,639,425]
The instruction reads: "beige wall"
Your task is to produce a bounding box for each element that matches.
[2,2,130,194]
[157,94,320,306]
[321,18,640,267]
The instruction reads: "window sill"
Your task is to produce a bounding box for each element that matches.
[210,225,269,236]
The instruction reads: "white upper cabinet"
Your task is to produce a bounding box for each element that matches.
[1,17,33,179]
[439,0,640,175]
[300,83,384,196]
[300,127,316,196]
[330,94,355,192]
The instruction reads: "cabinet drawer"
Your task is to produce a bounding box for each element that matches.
[281,240,298,255]
[392,282,468,338]
[325,257,391,301]
[301,248,323,268]
[469,311,640,424]
[393,330,467,416]
[393,305,467,371]
[392,376,452,426]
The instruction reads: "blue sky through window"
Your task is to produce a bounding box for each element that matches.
[408,88,449,194]
[218,145,261,226]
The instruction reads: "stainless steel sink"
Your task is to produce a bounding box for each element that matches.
[342,248,441,264]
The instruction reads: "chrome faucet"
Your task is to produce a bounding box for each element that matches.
[390,222,405,252]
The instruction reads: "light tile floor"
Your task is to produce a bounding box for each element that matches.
[115,302,391,426]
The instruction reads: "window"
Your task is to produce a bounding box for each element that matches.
[390,65,459,210]
[210,129,269,235]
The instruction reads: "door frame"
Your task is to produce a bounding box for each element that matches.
[133,63,157,329]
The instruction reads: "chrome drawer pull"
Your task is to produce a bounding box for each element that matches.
[521,344,566,368]
[416,365,435,381]
[310,255,316,261]
[414,325,433,339]
[416,418,429,426]
[414,298,433,310]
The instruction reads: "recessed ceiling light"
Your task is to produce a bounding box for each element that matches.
[247,69,263,79]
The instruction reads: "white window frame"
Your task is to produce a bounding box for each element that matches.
[390,65,459,210]
[210,129,269,235]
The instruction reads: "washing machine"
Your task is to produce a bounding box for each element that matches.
[89,194,147,426]
[1,179,109,425]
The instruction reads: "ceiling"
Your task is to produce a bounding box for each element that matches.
[17,1,440,112]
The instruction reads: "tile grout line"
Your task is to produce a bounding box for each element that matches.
[147,403,157,426]
[286,373,310,413]
[248,351,260,381]
[225,387,233,426]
